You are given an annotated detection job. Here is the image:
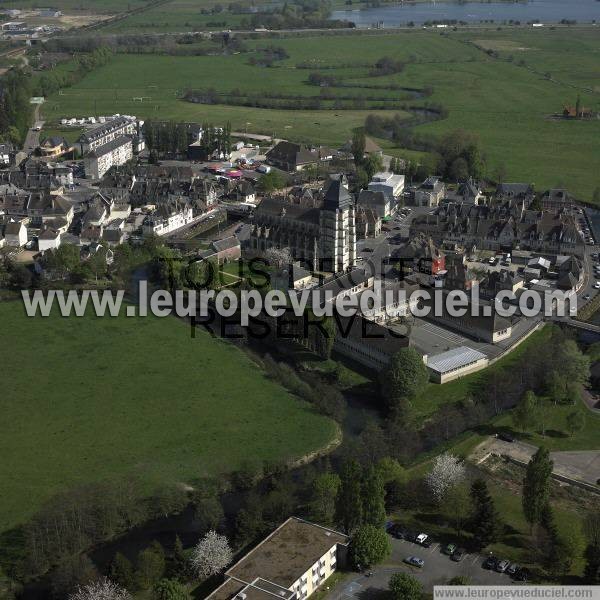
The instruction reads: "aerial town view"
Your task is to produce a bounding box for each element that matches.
[0,0,599,598]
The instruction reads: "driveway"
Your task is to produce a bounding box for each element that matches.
[327,537,515,599]
[470,437,600,487]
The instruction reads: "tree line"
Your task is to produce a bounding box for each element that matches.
[0,69,33,145]
[34,47,114,99]
[143,120,231,159]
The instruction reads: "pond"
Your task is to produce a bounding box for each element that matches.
[331,0,600,27]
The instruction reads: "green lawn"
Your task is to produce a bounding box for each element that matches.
[0,301,337,531]
[40,27,600,199]
[0,0,152,12]
[412,325,552,419]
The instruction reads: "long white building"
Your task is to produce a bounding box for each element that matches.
[84,136,133,180]
[142,204,196,237]
[77,116,137,155]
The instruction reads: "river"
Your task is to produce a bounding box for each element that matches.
[331,0,600,27]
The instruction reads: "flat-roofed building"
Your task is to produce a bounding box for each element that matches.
[427,346,489,383]
[207,517,349,600]
[84,136,133,180]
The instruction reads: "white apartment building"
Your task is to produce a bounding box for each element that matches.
[207,517,349,600]
[84,137,133,180]
[77,116,137,155]
[142,204,196,237]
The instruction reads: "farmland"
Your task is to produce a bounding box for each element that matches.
[41,26,600,199]
[0,301,337,531]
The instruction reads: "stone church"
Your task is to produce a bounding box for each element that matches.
[250,174,356,273]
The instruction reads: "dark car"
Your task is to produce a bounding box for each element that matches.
[483,556,498,570]
[497,432,515,443]
[451,548,466,562]
[443,543,457,556]
[404,531,418,543]
[363,247,373,252]
[421,537,433,548]
[514,567,531,582]
[388,524,406,539]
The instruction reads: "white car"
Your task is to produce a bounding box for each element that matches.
[594,282,600,289]
[416,533,428,544]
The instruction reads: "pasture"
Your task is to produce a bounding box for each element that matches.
[41,26,600,199]
[0,301,337,531]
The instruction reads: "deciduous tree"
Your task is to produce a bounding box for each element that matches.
[349,524,391,568]
[426,453,466,504]
[511,390,538,432]
[189,531,232,580]
[69,578,131,600]
[566,410,585,437]
[379,348,429,417]
[389,572,422,600]
[153,579,190,600]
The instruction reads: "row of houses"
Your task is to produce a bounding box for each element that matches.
[410,194,584,256]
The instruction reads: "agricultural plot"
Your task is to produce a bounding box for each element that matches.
[0,301,337,530]
[41,27,600,199]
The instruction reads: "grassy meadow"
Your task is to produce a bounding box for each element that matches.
[0,0,152,13]
[41,26,600,199]
[0,301,337,531]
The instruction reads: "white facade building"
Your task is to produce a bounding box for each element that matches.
[38,228,61,252]
[77,116,137,155]
[84,137,133,180]
[207,517,349,600]
[367,171,405,210]
[142,205,196,237]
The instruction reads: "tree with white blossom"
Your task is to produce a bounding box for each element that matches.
[264,247,293,270]
[68,577,132,600]
[425,453,466,504]
[189,531,233,580]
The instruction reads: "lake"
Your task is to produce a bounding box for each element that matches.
[331,0,600,27]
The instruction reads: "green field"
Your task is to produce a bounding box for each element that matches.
[102,0,251,32]
[41,27,600,199]
[0,301,337,531]
[0,0,152,13]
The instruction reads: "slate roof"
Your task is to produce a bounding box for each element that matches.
[266,141,318,168]
[323,174,352,210]
[87,136,132,159]
[78,116,133,144]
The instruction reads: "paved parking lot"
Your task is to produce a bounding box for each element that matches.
[327,536,517,598]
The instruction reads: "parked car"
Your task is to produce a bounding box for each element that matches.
[583,294,591,301]
[451,549,466,562]
[388,524,406,539]
[496,559,510,573]
[507,563,520,576]
[443,543,457,556]
[404,556,425,568]
[363,247,373,253]
[483,556,498,570]
[514,567,530,582]
[421,537,433,548]
[498,432,515,443]
[488,257,497,265]
[416,533,429,545]
[594,282,600,289]
[404,531,418,543]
